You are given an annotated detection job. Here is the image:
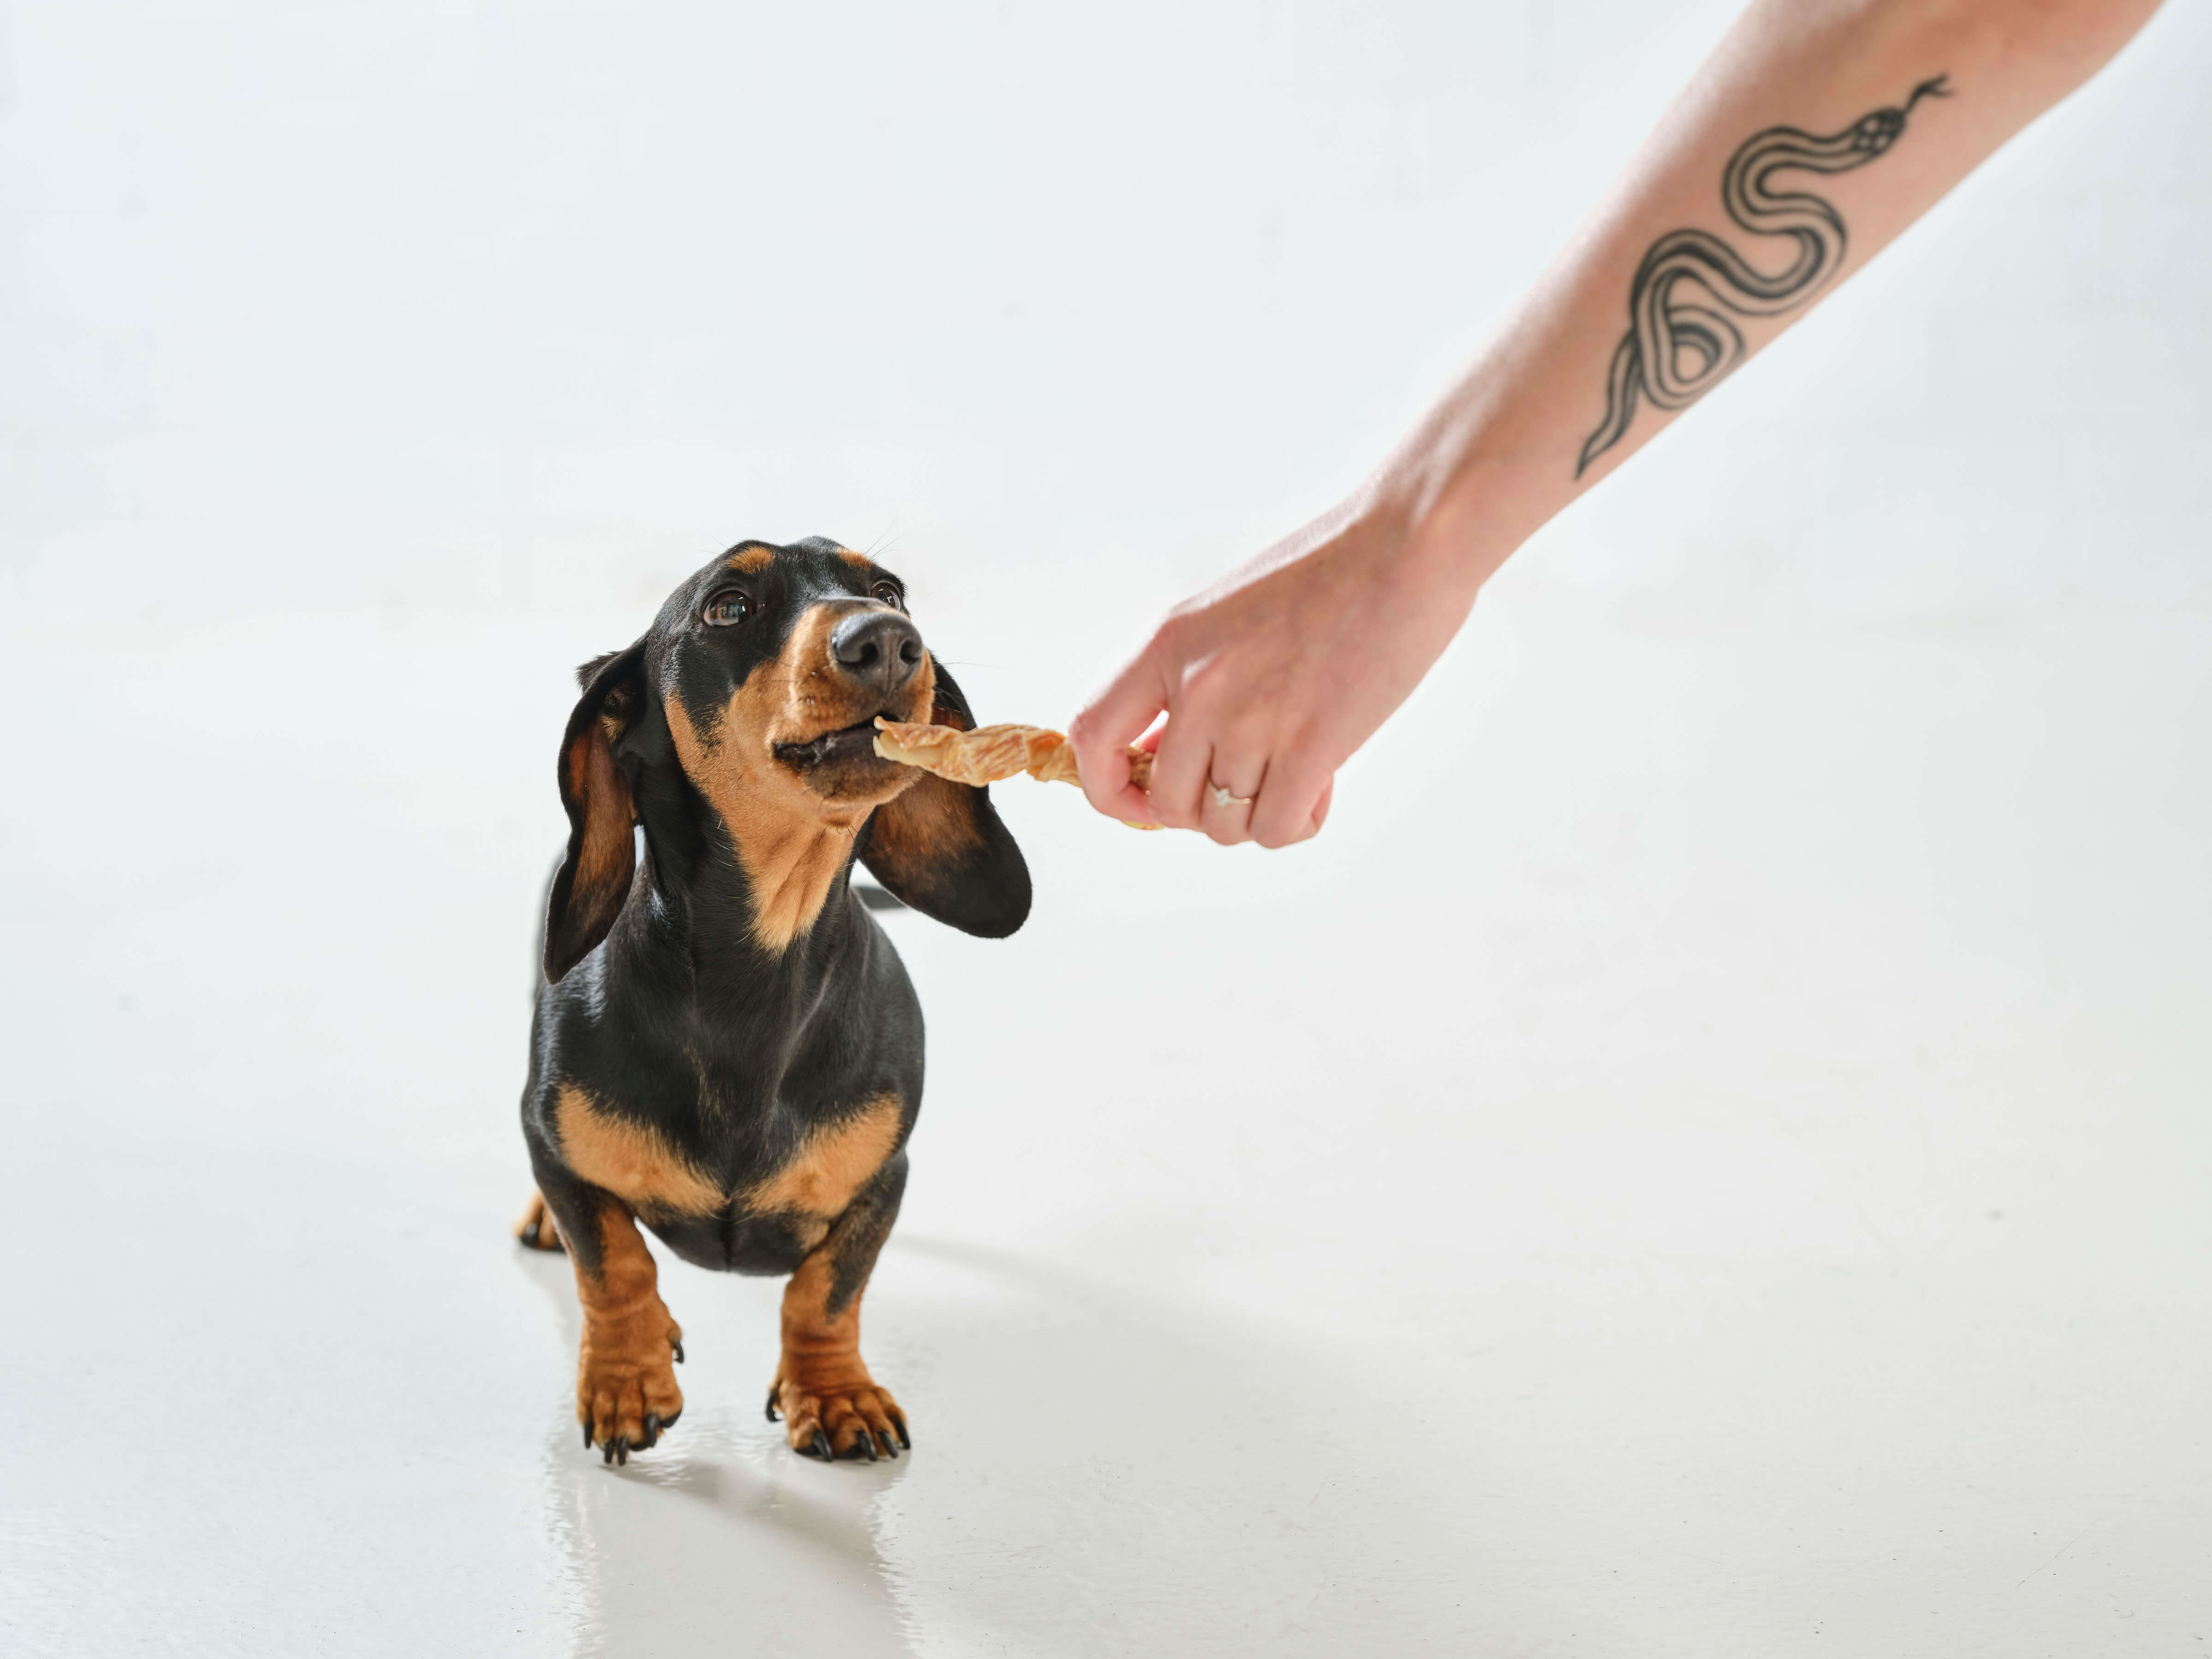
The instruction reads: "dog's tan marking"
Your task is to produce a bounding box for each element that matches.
[566,718,636,903]
[835,547,873,570]
[663,603,935,953]
[665,693,863,952]
[573,1198,685,1454]
[555,1084,724,1216]
[863,768,986,875]
[726,545,775,573]
[769,1241,905,1458]
[744,1093,904,1220]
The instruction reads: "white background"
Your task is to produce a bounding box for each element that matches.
[3,2,2208,1654]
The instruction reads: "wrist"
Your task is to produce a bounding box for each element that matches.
[1349,438,1523,610]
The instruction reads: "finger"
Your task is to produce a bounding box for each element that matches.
[1068,651,1169,825]
[1199,790,1255,847]
[1271,775,1335,847]
[1251,760,1333,850]
[1145,728,1213,831]
[1198,755,1265,847]
[1308,775,1335,835]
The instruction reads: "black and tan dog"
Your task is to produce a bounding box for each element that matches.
[515,536,1029,1465]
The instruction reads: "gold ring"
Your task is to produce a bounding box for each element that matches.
[1209,781,1255,808]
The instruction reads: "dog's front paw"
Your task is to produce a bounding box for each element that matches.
[577,1302,685,1465]
[767,1373,910,1462]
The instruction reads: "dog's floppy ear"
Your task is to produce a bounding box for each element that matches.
[859,663,1031,938]
[544,641,648,982]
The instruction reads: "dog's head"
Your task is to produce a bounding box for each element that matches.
[543,537,1029,980]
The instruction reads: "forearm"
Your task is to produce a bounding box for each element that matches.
[1068,0,2162,843]
[1371,0,2162,597]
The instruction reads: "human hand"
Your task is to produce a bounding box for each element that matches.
[1068,497,1482,847]
[1077,0,2161,850]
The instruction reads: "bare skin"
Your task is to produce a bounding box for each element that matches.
[1070,0,2165,848]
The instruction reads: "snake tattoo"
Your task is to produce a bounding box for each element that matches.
[1576,75,1951,478]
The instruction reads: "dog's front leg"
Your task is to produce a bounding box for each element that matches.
[768,1154,910,1461]
[533,1164,685,1465]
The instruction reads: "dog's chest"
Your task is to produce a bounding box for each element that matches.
[644,1205,818,1276]
[643,1094,904,1274]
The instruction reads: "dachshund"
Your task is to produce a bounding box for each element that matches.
[514,537,1030,1465]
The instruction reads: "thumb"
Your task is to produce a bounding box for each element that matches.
[1068,647,1168,825]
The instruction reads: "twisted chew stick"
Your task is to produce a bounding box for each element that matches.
[873,719,1154,793]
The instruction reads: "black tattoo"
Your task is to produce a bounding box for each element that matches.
[1576,76,1951,478]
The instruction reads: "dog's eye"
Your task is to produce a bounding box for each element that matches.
[703,590,752,627]
[871,582,904,610]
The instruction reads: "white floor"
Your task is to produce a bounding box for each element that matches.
[4,584,2207,1657]
[6,0,2209,1648]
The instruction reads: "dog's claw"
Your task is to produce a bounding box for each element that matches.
[602,1439,615,1465]
[582,1422,593,1449]
[765,1387,782,1423]
[642,1413,660,1448]
[807,1429,834,1461]
[671,1339,684,1365]
[889,1414,912,1450]
[846,1430,878,1463]
[521,1220,541,1247]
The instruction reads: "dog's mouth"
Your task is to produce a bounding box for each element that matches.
[774,717,895,773]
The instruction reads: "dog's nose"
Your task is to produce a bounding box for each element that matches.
[831,609,924,694]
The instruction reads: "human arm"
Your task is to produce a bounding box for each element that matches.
[1068,0,2164,845]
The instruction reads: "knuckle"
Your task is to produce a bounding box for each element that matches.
[1176,673,1235,726]
[1066,708,1100,748]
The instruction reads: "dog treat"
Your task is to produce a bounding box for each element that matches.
[873,719,1155,794]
